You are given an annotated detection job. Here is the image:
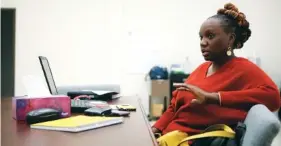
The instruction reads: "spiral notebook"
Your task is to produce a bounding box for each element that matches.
[30,115,124,132]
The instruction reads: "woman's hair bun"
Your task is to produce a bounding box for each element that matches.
[224,3,239,12]
[213,3,251,49]
[217,3,247,27]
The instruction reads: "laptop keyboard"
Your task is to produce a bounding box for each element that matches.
[71,100,109,113]
[71,100,91,108]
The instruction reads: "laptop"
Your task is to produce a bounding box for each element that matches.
[38,56,60,95]
[38,56,120,101]
[138,98,159,146]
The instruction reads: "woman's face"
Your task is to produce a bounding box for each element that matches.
[199,18,232,61]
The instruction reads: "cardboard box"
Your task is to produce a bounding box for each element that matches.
[150,97,165,117]
[148,80,170,118]
[12,95,71,121]
[149,80,170,97]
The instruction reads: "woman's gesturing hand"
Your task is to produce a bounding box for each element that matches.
[174,83,220,105]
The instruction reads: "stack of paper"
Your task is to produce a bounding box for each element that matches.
[30,115,124,132]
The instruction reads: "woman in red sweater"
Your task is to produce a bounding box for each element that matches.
[152,3,281,136]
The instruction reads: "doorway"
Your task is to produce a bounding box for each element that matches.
[1,8,16,98]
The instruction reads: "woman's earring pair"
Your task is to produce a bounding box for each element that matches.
[226,47,232,56]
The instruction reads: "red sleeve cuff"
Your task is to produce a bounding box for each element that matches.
[152,109,175,131]
[153,121,165,132]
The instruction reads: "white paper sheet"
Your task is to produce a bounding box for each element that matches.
[22,75,51,97]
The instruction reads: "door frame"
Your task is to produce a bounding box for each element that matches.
[1,8,16,98]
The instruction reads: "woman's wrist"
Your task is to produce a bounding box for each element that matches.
[206,92,220,105]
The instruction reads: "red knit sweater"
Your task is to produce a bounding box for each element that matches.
[153,57,281,135]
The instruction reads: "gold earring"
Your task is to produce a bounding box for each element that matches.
[226,47,232,56]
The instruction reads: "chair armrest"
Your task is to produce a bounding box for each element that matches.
[242,104,281,146]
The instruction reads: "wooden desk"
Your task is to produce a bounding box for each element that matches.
[1,97,158,146]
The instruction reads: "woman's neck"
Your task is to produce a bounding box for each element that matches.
[212,55,236,68]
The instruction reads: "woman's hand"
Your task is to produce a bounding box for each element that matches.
[175,83,220,105]
[151,127,162,138]
[152,127,161,133]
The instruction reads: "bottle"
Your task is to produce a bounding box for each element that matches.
[183,57,192,74]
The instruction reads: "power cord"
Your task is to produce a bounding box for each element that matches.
[73,95,91,100]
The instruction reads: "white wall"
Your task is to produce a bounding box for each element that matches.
[2,0,281,100]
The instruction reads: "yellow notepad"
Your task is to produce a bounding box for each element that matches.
[30,115,124,132]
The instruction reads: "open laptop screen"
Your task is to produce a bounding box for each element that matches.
[38,56,58,95]
[138,98,159,146]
